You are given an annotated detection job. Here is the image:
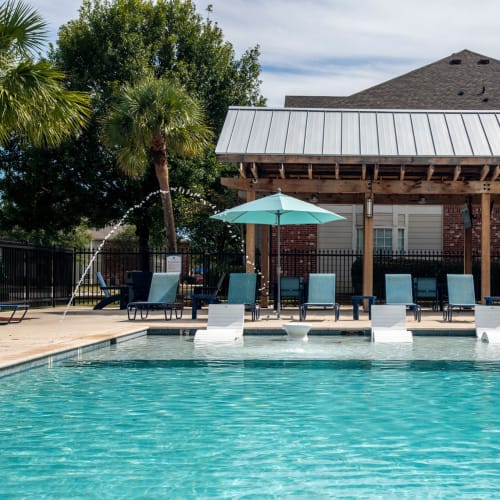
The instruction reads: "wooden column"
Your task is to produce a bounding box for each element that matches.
[464,227,473,275]
[362,194,374,297]
[481,193,491,302]
[260,225,270,308]
[245,191,256,273]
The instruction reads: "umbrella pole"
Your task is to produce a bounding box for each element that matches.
[276,214,281,319]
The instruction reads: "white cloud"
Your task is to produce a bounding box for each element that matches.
[27,0,500,106]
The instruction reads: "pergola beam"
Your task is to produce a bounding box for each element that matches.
[250,162,258,180]
[221,177,500,196]
[491,165,500,182]
[480,164,490,181]
[426,165,434,181]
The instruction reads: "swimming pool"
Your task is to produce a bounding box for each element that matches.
[1,336,499,498]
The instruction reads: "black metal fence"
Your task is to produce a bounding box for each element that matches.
[0,241,73,306]
[1,240,499,306]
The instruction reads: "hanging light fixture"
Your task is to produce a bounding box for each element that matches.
[366,197,373,218]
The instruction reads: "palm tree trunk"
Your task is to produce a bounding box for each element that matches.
[151,134,177,253]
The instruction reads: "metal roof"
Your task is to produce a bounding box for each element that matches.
[216,107,500,159]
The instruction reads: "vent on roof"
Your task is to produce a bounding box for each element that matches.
[478,58,490,65]
[483,97,489,102]
[449,58,462,65]
[457,90,464,96]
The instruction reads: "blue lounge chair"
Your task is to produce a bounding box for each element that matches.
[127,272,183,320]
[0,304,29,325]
[274,276,305,311]
[299,273,339,321]
[227,273,260,321]
[191,272,226,319]
[385,274,421,321]
[413,276,441,311]
[94,271,129,310]
[444,274,476,322]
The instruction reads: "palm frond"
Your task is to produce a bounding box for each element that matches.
[0,0,47,56]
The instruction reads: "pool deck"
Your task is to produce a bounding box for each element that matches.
[0,304,478,376]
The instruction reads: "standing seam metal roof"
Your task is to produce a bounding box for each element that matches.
[215,107,500,158]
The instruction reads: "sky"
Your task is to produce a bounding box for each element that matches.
[28,0,500,107]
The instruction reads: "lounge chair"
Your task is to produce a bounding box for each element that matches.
[194,303,245,343]
[413,276,440,311]
[93,271,129,310]
[127,272,183,320]
[371,304,413,343]
[0,304,29,325]
[443,274,476,322]
[191,272,226,319]
[385,274,421,321]
[274,276,304,310]
[299,273,339,321]
[475,305,500,343]
[227,273,260,321]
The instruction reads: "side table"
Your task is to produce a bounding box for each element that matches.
[352,295,377,320]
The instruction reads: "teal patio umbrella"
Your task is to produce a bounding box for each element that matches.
[211,189,344,317]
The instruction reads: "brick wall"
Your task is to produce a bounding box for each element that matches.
[271,225,318,277]
[443,205,500,252]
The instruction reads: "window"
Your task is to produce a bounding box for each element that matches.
[357,228,405,253]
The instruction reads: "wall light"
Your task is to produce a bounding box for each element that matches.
[366,197,373,218]
[309,194,319,203]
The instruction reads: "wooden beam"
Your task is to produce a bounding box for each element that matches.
[481,192,491,301]
[217,152,500,166]
[308,163,313,180]
[373,164,379,181]
[260,225,270,308]
[426,165,434,181]
[453,165,461,181]
[464,227,472,275]
[245,191,256,273]
[250,162,258,179]
[363,193,374,297]
[361,164,366,180]
[400,165,405,181]
[480,164,490,181]
[279,164,285,179]
[239,162,246,178]
[334,163,340,180]
[221,177,500,195]
[491,165,500,182]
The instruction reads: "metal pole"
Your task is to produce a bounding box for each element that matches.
[276,213,281,318]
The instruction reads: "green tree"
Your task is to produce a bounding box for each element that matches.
[0,0,90,146]
[102,76,212,252]
[0,0,264,254]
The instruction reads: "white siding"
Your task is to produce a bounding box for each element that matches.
[317,205,354,249]
[318,204,443,251]
[407,207,443,250]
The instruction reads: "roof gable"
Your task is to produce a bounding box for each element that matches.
[285,50,500,109]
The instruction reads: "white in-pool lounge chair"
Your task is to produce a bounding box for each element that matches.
[371,304,413,343]
[194,303,245,343]
[475,305,500,343]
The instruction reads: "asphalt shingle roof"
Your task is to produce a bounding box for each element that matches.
[285,50,500,110]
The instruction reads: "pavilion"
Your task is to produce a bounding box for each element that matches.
[215,106,500,303]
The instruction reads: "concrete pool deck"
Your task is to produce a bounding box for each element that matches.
[0,305,477,376]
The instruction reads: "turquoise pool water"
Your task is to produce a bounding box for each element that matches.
[1,336,499,498]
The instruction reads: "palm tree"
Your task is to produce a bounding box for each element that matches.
[0,0,90,146]
[101,76,212,253]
